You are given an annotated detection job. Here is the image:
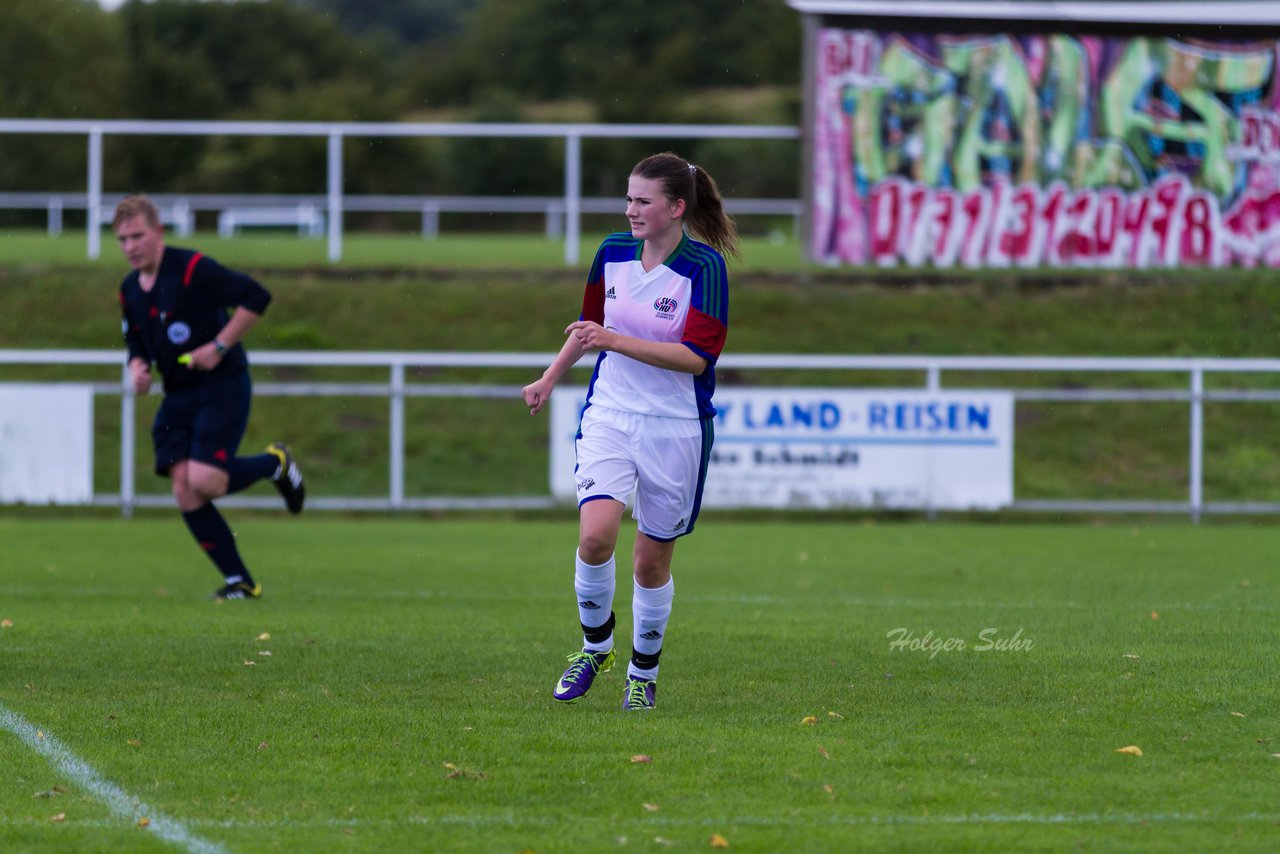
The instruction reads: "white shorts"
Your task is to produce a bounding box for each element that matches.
[574,405,713,541]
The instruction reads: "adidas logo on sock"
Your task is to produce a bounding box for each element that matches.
[640,630,662,641]
[579,600,601,610]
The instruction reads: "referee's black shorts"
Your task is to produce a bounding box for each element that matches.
[152,372,252,476]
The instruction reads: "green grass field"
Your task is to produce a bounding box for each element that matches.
[3,516,1279,852]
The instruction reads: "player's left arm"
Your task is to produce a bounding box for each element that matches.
[568,254,728,375]
[184,256,272,371]
[186,307,262,371]
[566,322,707,374]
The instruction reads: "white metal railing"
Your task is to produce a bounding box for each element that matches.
[0,120,801,265]
[6,349,1280,519]
[0,191,803,241]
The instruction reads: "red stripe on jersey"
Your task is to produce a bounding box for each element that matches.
[682,307,727,360]
[580,283,605,325]
[182,253,204,287]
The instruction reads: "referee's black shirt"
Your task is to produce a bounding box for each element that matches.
[119,247,272,392]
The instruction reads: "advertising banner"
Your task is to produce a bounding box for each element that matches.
[550,388,1013,510]
[811,28,1280,268]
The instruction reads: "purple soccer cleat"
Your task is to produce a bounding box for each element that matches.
[553,649,616,703]
[621,676,657,711]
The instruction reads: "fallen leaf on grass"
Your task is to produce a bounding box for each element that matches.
[827,711,844,720]
[442,762,486,780]
[127,739,141,747]
[1115,745,1143,756]
[1122,654,1140,659]
[36,730,44,740]
[817,745,830,760]
[257,742,269,751]
[643,803,659,812]
[710,832,730,848]
[630,755,652,764]
[1150,611,1159,620]
[257,632,271,641]
[258,651,272,657]
[138,817,150,828]
[823,784,834,795]
[242,660,256,667]
[1270,754,1280,759]
[654,837,674,847]
[1230,711,1246,718]
[33,786,68,799]
[801,716,818,726]
[1,619,12,628]
[50,813,65,823]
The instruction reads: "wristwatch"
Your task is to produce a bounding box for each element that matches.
[213,338,228,355]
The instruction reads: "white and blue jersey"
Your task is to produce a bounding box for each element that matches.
[579,232,729,420]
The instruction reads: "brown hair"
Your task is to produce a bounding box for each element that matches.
[630,152,740,260]
[112,194,162,229]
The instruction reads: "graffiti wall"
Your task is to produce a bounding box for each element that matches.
[811,28,1280,268]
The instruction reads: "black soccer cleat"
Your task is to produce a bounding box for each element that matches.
[212,581,262,601]
[266,442,305,514]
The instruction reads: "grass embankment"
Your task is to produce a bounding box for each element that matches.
[3,230,1280,506]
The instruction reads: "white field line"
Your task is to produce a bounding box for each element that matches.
[0,704,230,854]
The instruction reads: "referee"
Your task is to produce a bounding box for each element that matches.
[114,194,304,601]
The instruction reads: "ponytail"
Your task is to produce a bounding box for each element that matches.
[630,152,741,260]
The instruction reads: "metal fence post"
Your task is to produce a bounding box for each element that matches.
[48,197,63,236]
[327,130,344,263]
[87,127,103,260]
[421,202,439,239]
[564,132,582,266]
[1189,366,1204,522]
[390,362,406,509]
[925,362,941,519]
[120,363,136,518]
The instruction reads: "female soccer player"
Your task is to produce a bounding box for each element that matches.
[523,152,738,710]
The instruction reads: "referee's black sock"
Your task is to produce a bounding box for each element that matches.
[225,453,279,495]
[181,503,254,584]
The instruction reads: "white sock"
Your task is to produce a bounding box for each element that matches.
[629,577,674,680]
[575,550,616,653]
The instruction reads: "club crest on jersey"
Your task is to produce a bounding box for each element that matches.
[653,297,678,318]
[167,321,192,345]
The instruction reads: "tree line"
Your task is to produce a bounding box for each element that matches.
[0,0,801,211]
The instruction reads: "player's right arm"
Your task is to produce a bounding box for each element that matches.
[127,357,152,394]
[120,288,153,394]
[524,240,612,416]
[523,332,587,416]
